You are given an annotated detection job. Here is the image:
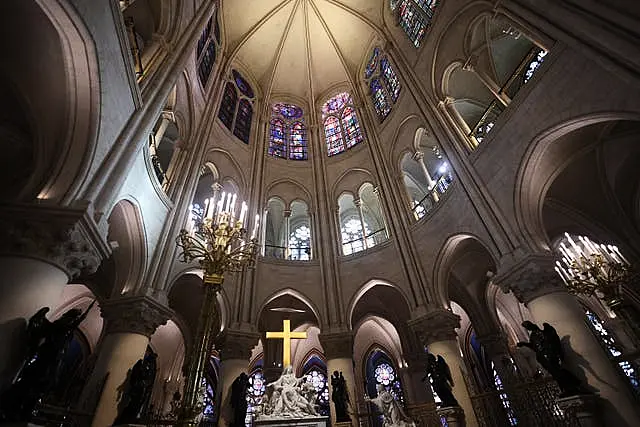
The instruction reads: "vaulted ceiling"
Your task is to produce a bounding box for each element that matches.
[223,0,384,104]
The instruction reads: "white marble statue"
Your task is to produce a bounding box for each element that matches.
[259,366,319,419]
[365,384,416,427]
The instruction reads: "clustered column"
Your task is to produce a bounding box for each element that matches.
[82,297,171,427]
[216,328,260,427]
[319,331,357,426]
[409,308,478,426]
[494,254,640,426]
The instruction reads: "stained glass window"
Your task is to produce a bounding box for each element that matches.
[218,82,237,130]
[322,92,352,118]
[269,119,287,158]
[289,225,311,260]
[232,69,255,98]
[381,57,401,102]
[393,0,439,48]
[370,79,391,121]
[585,310,640,394]
[365,47,380,79]
[268,102,307,160]
[341,107,364,148]
[197,15,219,87]
[341,217,368,255]
[524,50,548,83]
[233,99,253,144]
[246,370,266,422]
[306,369,330,406]
[374,362,405,405]
[324,116,345,156]
[491,362,517,426]
[289,122,307,160]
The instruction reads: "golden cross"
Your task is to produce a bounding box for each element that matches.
[266,319,307,367]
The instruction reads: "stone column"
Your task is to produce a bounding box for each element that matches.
[283,209,291,259]
[409,308,477,427]
[217,329,260,427]
[0,204,106,388]
[495,255,640,427]
[354,198,369,249]
[82,297,171,427]
[412,151,437,192]
[319,331,358,426]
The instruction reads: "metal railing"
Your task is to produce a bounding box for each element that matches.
[412,173,454,219]
[342,228,387,256]
[149,134,167,185]
[263,244,311,260]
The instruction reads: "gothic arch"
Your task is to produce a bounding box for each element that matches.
[265,178,314,208]
[256,288,322,328]
[331,168,377,201]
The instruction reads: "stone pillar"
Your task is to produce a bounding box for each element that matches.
[409,308,477,427]
[0,204,106,388]
[495,255,640,427]
[82,297,171,427]
[217,329,260,427]
[354,198,369,249]
[319,331,357,426]
[413,151,437,193]
[283,209,291,259]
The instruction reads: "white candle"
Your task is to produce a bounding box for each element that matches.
[206,197,214,219]
[555,266,568,285]
[612,246,630,265]
[218,192,226,215]
[225,193,232,213]
[239,202,247,224]
[251,214,260,239]
[203,199,210,219]
[230,194,238,220]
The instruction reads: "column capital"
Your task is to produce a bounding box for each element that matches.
[412,150,425,161]
[475,332,511,355]
[493,253,565,304]
[218,328,260,361]
[211,182,223,192]
[101,296,172,337]
[319,331,354,359]
[408,308,460,345]
[0,203,109,279]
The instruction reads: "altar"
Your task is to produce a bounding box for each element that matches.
[254,415,329,427]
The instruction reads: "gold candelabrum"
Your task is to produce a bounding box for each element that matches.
[176,193,259,426]
[554,233,637,309]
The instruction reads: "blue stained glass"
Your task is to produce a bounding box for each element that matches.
[415,0,438,16]
[398,0,429,48]
[269,119,287,158]
[322,92,352,119]
[232,69,254,98]
[233,99,252,143]
[342,107,363,148]
[324,116,344,156]
[381,57,401,102]
[370,79,391,121]
[273,102,304,119]
[218,82,236,130]
[289,122,307,160]
[365,47,380,79]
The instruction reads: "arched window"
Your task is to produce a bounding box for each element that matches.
[584,309,640,395]
[202,355,220,421]
[401,129,454,220]
[338,184,387,255]
[268,103,307,160]
[363,48,401,122]
[365,349,406,415]
[218,69,254,144]
[390,0,439,48]
[263,198,312,260]
[246,368,266,424]
[196,12,221,87]
[322,92,363,156]
[444,17,547,148]
[302,355,330,416]
[148,112,179,188]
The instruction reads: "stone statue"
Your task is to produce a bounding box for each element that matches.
[230,372,249,427]
[365,384,416,427]
[331,371,351,422]
[422,353,459,407]
[517,321,591,397]
[114,352,158,424]
[259,365,318,419]
[0,303,93,421]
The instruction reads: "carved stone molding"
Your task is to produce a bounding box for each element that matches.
[493,254,566,304]
[318,331,354,359]
[218,328,260,361]
[475,332,511,356]
[0,203,109,279]
[408,308,461,346]
[101,296,173,337]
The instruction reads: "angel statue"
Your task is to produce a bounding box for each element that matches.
[517,321,591,397]
[365,384,416,427]
[422,353,459,407]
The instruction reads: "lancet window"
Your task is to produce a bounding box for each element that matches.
[364,48,402,122]
[246,368,266,424]
[322,92,364,156]
[338,183,387,256]
[268,103,307,160]
[444,17,547,149]
[196,12,221,87]
[390,0,439,48]
[263,198,312,260]
[218,69,254,144]
[302,355,330,416]
[365,349,406,410]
